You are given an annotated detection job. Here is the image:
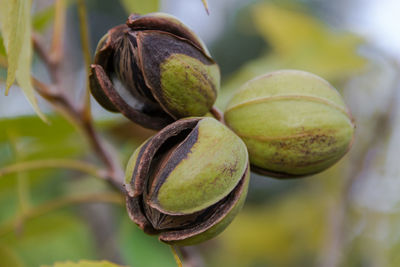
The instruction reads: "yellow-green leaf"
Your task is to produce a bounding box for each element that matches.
[43,260,125,267]
[0,35,6,57]
[33,5,55,32]
[251,3,366,80]
[120,0,159,14]
[0,0,47,122]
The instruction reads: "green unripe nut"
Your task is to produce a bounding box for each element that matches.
[125,117,249,245]
[224,70,355,178]
[90,12,220,130]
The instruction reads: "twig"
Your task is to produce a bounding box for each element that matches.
[0,192,124,237]
[32,33,58,83]
[50,0,66,67]
[0,159,108,179]
[31,76,81,124]
[76,0,92,121]
[7,131,31,234]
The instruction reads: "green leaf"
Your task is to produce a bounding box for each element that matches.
[44,260,125,267]
[118,214,176,267]
[120,0,159,14]
[33,5,55,32]
[0,116,89,219]
[0,0,47,122]
[0,116,87,162]
[1,212,97,266]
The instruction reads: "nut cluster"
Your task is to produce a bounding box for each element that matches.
[90,13,355,245]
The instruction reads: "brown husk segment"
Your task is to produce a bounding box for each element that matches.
[91,24,174,129]
[93,24,127,70]
[89,25,128,112]
[89,67,119,112]
[90,64,173,130]
[126,195,158,235]
[137,31,217,119]
[129,118,200,196]
[113,31,158,106]
[158,164,249,243]
[126,163,249,238]
[143,199,209,230]
[126,13,209,55]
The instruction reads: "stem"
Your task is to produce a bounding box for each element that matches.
[32,0,65,83]
[210,106,224,124]
[0,192,124,237]
[170,246,183,267]
[8,132,31,211]
[0,159,107,179]
[51,0,66,68]
[76,0,92,121]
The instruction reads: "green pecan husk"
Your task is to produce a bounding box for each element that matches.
[90,13,220,130]
[124,117,249,245]
[224,70,355,178]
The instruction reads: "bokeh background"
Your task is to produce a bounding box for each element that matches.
[1,0,400,266]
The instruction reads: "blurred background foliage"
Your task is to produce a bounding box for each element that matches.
[0,0,399,266]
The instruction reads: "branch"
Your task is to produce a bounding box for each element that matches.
[32,33,58,83]
[31,76,81,125]
[31,2,125,193]
[32,76,125,191]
